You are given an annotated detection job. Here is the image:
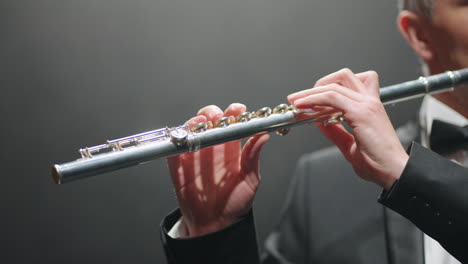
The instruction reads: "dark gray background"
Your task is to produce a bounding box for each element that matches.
[2,0,422,263]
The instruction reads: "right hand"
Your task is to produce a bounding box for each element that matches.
[167,103,270,237]
[288,69,408,190]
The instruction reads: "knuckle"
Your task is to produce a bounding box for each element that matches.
[345,106,358,118]
[349,98,382,119]
[368,70,378,79]
[315,79,324,87]
[328,83,341,91]
[369,97,382,106]
[339,68,353,77]
[325,91,339,100]
[363,70,379,84]
[366,98,383,113]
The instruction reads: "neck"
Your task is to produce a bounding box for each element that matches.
[433,85,468,119]
[427,64,468,119]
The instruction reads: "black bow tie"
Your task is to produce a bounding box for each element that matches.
[430,119,468,155]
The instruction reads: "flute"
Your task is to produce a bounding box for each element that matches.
[52,69,468,184]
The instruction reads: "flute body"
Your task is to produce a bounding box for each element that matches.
[52,69,468,184]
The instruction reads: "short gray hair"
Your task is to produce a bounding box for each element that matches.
[398,0,433,18]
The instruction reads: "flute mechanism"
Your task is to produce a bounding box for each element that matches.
[52,69,468,184]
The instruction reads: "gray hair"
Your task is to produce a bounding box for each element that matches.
[398,0,433,18]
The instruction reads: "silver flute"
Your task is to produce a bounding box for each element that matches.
[52,69,468,184]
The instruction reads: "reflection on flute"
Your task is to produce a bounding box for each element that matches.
[52,69,468,184]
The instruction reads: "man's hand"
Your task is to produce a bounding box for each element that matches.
[288,69,409,190]
[167,103,270,237]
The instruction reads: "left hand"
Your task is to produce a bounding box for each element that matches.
[166,103,270,237]
[288,68,409,190]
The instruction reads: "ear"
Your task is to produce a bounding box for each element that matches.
[397,11,434,61]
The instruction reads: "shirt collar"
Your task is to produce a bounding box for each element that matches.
[419,95,468,147]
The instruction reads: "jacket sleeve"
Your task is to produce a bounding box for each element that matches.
[159,155,311,264]
[160,208,260,264]
[379,142,468,263]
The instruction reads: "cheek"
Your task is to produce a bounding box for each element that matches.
[450,24,468,68]
[445,10,468,67]
[434,13,468,68]
[433,5,468,69]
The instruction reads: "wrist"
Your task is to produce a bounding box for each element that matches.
[381,152,409,190]
[381,174,399,191]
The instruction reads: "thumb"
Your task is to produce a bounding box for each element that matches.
[316,122,355,161]
[356,71,380,97]
[240,133,270,181]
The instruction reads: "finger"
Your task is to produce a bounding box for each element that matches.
[356,71,380,97]
[311,106,334,112]
[294,106,334,113]
[199,143,216,194]
[223,103,247,170]
[167,155,182,185]
[171,114,206,189]
[167,152,197,192]
[185,115,208,130]
[316,122,355,161]
[293,90,358,114]
[287,87,312,104]
[176,151,198,208]
[195,105,223,193]
[197,105,224,123]
[224,103,247,117]
[288,83,362,104]
[240,133,270,184]
[314,68,365,93]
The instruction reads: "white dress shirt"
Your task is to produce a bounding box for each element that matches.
[168,217,187,238]
[419,95,467,264]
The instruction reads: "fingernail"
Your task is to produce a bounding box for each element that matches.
[198,105,222,115]
[293,99,303,105]
[295,108,316,113]
[287,92,299,100]
[228,103,245,110]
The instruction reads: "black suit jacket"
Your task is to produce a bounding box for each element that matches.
[160,123,468,263]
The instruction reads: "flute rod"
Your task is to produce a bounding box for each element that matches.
[52,69,468,184]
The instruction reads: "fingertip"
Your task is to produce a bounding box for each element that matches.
[224,103,247,116]
[287,93,297,103]
[228,102,247,109]
[185,115,207,128]
[250,133,270,154]
[197,105,224,121]
[315,121,324,129]
[287,88,312,103]
[241,133,270,173]
[243,133,269,152]
[197,105,223,115]
[258,133,270,143]
[292,98,309,109]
